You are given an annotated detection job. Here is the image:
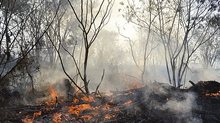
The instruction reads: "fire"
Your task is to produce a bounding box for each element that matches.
[68,103,98,122]
[77,104,93,111]
[33,111,42,118]
[68,106,80,116]
[81,96,95,102]
[124,100,133,106]
[52,113,62,123]
[73,98,79,103]
[205,91,220,97]
[22,85,125,122]
[68,104,93,116]
[101,104,111,111]
[49,86,58,101]
[22,111,41,123]
[81,115,93,121]
[104,114,114,120]
[22,116,33,123]
[45,86,59,106]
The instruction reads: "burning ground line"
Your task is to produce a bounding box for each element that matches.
[19,94,124,122]
[205,91,220,97]
[3,81,220,122]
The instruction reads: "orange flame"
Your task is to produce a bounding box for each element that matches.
[81,96,95,102]
[22,116,33,123]
[104,114,114,120]
[33,111,42,118]
[78,104,93,111]
[73,98,79,103]
[81,115,93,121]
[124,100,133,106]
[49,86,58,100]
[52,113,62,123]
[101,104,111,111]
[22,111,41,123]
[68,104,93,116]
[45,86,58,106]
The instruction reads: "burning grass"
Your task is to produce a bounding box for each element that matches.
[52,113,62,123]
[22,111,42,123]
[2,81,220,123]
[19,86,121,122]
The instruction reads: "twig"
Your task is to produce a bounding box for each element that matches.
[95,69,105,94]
[189,80,196,86]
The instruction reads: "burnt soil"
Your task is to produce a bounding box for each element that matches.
[1,81,220,123]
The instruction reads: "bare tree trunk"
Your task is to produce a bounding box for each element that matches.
[5,26,10,61]
[83,47,89,94]
[66,0,114,94]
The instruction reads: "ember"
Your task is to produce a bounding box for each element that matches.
[73,98,79,103]
[124,100,133,106]
[52,113,62,123]
[33,111,42,118]
[68,104,93,116]
[80,115,93,121]
[81,96,95,102]
[2,0,220,122]
[22,116,33,123]
[22,111,41,123]
[1,81,220,123]
[104,114,114,120]
[101,104,111,111]
[205,91,220,97]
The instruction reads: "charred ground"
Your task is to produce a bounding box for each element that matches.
[1,81,220,123]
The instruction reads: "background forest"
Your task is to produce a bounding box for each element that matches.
[0,0,220,103]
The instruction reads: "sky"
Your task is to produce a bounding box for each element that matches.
[104,1,137,39]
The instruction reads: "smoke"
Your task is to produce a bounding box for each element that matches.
[162,92,202,123]
[27,0,220,94]
[188,64,220,84]
[163,92,195,113]
[24,0,218,110]
[3,1,218,122]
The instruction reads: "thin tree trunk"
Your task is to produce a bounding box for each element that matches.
[5,27,10,61]
[83,47,90,94]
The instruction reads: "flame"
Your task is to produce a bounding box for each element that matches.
[22,111,41,123]
[78,104,93,111]
[205,91,220,97]
[124,100,133,106]
[23,85,138,122]
[81,96,95,102]
[68,107,80,116]
[101,104,111,111]
[22,116,33,123]
[104,114,114,120]
[52,113,62,123]
[81,115,93,121]
[33,111,42,118]
[44,86,58,106]
[68,104,93,116]
[49,86,58,101]
[73,98,79,103]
